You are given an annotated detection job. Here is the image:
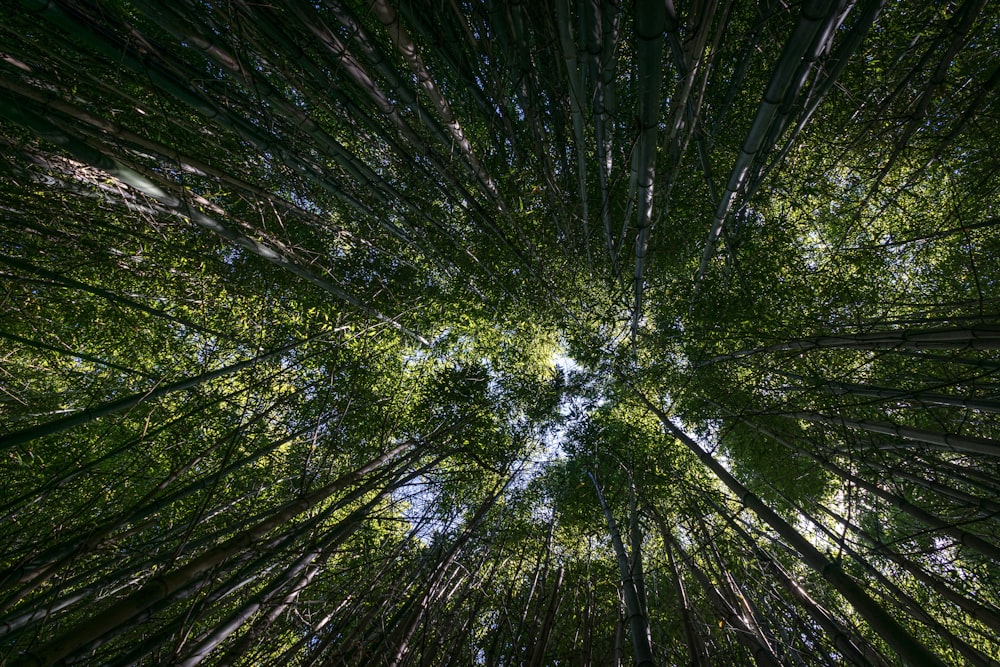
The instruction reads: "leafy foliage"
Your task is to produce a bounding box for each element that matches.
[2,0,999,665]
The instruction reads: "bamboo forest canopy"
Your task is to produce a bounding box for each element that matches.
[1,0,999,664]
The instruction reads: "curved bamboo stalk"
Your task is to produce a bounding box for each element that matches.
[0,253,227,340]
[556,0,591,263]
[370,0,509,216]
[698,495,887,666]
[0,373,303,523]
[701,325,1000,365]
[0,329,155,381]
[629,384,950,667]
[861,456,1000,522]
[12,441,419,666]
[788,411,1000,458]
[694,0,838,289]
[661,525,711,667]
[387,479,508,667]
[0,97,431,344]
[176,488,390,666]
[794,494,1000,667]
[0,337,312,451]
[0,421,312,600]
[587,472,655,667]
[755,0,888,192]
[669,533,782,666]
[825,499,1000,639]
[728,411,1000,565]
[630,0,665,341]
[778,372,1000,414]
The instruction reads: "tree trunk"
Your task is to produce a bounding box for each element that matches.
[587,472,655,667]
[702,325,1000,365]
[788,411,1000,457]
[630,386,949,667]
[1,335,313,450]
[658,514,711,667]
[12,441,418,666]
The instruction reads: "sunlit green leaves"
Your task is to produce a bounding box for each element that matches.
[2,0,1000,664]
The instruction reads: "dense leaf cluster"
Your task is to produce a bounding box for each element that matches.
[1,1,998,665]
